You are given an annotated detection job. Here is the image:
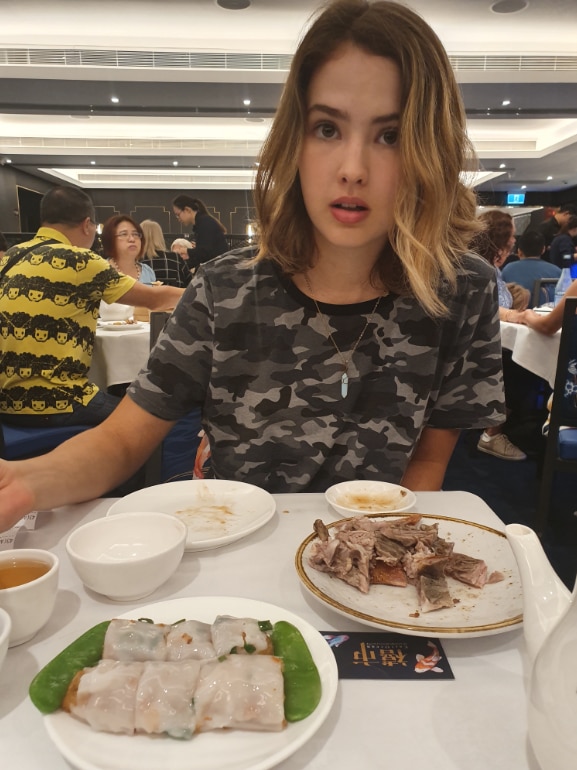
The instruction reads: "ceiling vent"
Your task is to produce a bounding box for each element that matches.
[0,48,293,72]
[2,48,577,74]
[449,55,577,72]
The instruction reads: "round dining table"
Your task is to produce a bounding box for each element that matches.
[500,320,561,388]
[88,322,151,391]
[0,491,536,770]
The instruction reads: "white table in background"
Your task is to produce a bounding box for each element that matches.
[0,491,538,770]
[88,322,151,390]
[500,320,561,387]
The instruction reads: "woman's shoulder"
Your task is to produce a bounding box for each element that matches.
[457,251,496,285]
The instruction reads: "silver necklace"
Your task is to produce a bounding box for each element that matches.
[304,273,383,398]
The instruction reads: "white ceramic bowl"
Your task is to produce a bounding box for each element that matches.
[325,480,416,518]
[99,301,134,322]
[0,549,59,647]
[66,512,187,601]
[0,607,11,671]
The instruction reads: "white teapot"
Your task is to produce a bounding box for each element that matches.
[505,523,576,770]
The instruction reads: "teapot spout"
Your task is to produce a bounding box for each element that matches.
[505,523,572,662]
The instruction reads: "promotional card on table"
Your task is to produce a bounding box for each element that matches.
[321,632,454,680]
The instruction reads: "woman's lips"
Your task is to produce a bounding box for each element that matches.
[330,199,369,225]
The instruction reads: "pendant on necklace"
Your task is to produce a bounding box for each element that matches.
[341,371,349,398]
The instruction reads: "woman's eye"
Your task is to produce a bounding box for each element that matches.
[379,128,399,146]
[314,122,338,139]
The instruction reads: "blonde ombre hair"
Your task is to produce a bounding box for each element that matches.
[254,0,480,317]
[140,219,168,258]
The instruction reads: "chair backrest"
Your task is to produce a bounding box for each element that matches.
[149,311,171,348]
[531,278,558,307]
[144,309,201,487]
[547,297,577,431]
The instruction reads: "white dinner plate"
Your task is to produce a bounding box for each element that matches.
[296,513,523,639]
[44,596,339,770]
[107,480,276,551]
[97,321,147,332]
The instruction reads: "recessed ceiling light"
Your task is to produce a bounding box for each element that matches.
[173,161,179,166]
[216,0,251,9]
[243,99,251,106]
[5,158,12,164]
[499,163,507,169]
[491,0,528,13]
[90,161,96,165]
[521,185,527,189]
[547,176,553,180]
[110,96,119,104]
[502,99,511,106]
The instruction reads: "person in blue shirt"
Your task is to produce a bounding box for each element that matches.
[502,230,561,305]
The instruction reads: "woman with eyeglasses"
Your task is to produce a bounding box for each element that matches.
[101,215,156,285]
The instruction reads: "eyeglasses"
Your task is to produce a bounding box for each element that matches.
[115,230,142,239]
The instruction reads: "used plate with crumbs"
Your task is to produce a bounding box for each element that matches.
[107,480,276,551]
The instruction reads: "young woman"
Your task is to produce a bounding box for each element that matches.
[101,215,156,284]
[0,0,506,531]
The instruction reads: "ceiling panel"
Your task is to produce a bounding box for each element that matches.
[2,0,577,193]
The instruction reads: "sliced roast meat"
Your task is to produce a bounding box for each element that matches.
[444,552,488,589]
[416,565,454,613]
[373,532,407,565]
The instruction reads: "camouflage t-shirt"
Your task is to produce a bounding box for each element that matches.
[128,249,505,492]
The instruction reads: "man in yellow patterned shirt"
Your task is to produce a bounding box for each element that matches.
[0,186,184,427]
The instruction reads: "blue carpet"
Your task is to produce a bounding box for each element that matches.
[444,430,577,590]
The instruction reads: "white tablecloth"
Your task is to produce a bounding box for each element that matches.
[0,491,538,770]
[500,321,561,387]
[88,323,151,389]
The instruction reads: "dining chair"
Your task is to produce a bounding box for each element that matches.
[144,312,202,486]
[0,420,92,461]
[535,297,577,533]
[531,278,558,308]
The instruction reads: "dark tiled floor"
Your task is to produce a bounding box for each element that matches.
[444,428,577,590]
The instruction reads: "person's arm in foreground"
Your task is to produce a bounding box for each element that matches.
[0,397,175,533]
[522,279,577,335]
[401,426,461,491]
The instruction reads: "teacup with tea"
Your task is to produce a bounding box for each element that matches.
[0,549,59,647]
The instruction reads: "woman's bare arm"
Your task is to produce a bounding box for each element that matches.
[0,397,175,532]
[401,427,460,491]
[522,279,577,335]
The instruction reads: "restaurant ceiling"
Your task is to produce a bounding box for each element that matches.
[2,0,577,194]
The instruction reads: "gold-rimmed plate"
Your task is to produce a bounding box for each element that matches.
[296,513,523,639]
